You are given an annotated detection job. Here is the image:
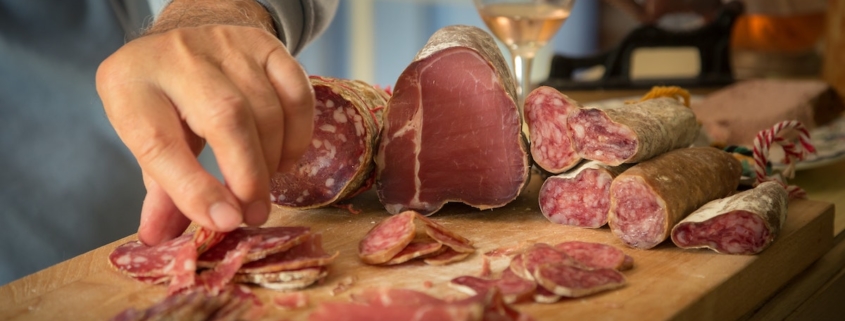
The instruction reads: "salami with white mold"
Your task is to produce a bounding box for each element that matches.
[270,76,388,209]
[568,97,699,166]
[375,25,530,215]
[539,161,630,228]
[608,147,742,249]
[671,181,788,254]
[524,86,582,174]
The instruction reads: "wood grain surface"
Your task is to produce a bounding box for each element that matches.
[0,173,834,321]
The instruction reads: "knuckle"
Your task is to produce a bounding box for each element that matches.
[133,128,180,167]
[206,94,251,131]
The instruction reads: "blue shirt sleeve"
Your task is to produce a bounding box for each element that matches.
[256,0,339,56]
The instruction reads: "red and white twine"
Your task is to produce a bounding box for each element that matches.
[752,120,816,199]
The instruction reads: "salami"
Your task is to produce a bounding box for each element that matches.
[234,267,328,291]
[375,25,530,215]
[197,226,311,268]
[196,236,260,295]
[109,234,194,278]
[532,263,626,298]
[608,147,742,249]
[568,97,699,166]
[271,76,389,209]
[539,161,630,228]
[671,181,789,254]
[512,243,580,281]
[553,241,634,271]
[524,86,582,174]
[237,233,337,274]
[357,211,417,264]
[449,268,537,304]
[359,210,475,265]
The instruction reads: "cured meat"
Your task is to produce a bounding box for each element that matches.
[608,147,742,249]
[166,239,199,295]
[568,97,700,166]
[449,268,536,304]
[273,292,309,310]
[524,86,582,174]
[532,263,626,298]
[539,161,630,228]
[359,210,475,265]
[271,76,389,209]
[196,236,260,295]
[109,234,194,278]
[234,267,328,291]
[375,25,530,215]
[512,243,580,281]
[671,181,789,254]
[553,241,634,271]
[109,286,258,321]
[238,233,338,274]
[197,226,311,268]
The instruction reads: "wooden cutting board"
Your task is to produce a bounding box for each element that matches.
[0,173,834,321]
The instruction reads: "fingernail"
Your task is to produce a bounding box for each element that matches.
[245,201,268,226]
[209,202,242,231]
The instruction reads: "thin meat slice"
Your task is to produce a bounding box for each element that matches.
[416,214,475,253]
[524,86,582,174]
[271,76,389,209]
[608,147,742,249]
[532,286,562,304]
[384,240,443,265]
[197,226,311,268]
[671,181,789,254]
[515,243,581,281]
[539,161,630,228]
[192,227,228,254]
[376,25,530,215]
[196,236,261,296]
[449,268,536,304]
[358,211,417,264]
[553,241,634,271]
[533,263,626,298]
[109,234,194,278]
[235,267,328,292]
[109,286,258,321]
[238,233,338,274]
[568,97,699,165]
[423,248,473,266]
[166,239,199,295]
[273,292,309,310]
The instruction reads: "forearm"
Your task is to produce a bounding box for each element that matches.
[146,0,276,36]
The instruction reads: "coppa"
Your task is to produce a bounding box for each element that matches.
[270,76,389,209]
[375,25,530,215]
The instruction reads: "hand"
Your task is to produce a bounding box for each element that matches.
[96,24,314,245]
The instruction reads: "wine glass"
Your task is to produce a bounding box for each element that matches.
[473,0,575,121]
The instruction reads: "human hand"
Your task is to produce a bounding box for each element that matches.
[96,24,314,245]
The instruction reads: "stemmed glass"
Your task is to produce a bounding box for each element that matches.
[473,0,575,121]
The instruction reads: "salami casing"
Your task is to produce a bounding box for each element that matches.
[270,76,388,209]
[671,181,788,254]
[524,86,582,174]
[539,161,630,228]
[608,147,742,249]
[568,97,700,166]
[375,25,530,215]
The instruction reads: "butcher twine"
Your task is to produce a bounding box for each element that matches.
[628,86,692,108]
[752,120,816,199]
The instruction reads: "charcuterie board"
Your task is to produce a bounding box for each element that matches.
[0,172,834,321]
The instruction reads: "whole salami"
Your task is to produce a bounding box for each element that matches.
[270,76,389,209]
[375,25,530,215]
[608,147,742,249]
[524,86,582,174]
[539,161,630,228]
[671,181,788,254]
[568,97,699,166]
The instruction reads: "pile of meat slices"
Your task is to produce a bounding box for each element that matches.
[108,226,337,295]
[451,241,633,304]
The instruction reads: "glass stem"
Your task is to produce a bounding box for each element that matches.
[512,52,533,131]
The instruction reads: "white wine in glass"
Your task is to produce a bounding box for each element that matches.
[474,0,574,120]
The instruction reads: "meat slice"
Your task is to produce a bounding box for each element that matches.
[271,76,389,209]
[514,243,581,281]
[539,161,630,228]
[375,25,530,215]
[109,286,258,321]
[423,248,473,266]
[234,267,328,291]
[568,97,699,166]
[238,233,337,274]
[532,263,626,298]
[358,211,417,264]
[524,86,582,174]
[671,181,789,254]
[449,268,537,304]
[196,236,260,295]
[553,241,634,271]
[109,234,194,278]
[384,240,443,265]
[608,147,742,249]
[197,226,311,268]
[359,210,475,265]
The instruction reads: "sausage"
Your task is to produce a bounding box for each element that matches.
[608,147,742,249]
[671,181,788,254]
[524,86,582,174]
[539,161,630,228]
[568,97,700,166]
[270,76,388,209]
[375,25,530,215]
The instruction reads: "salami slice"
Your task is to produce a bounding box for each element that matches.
[608,147,742,249]
[422,248,472,266]
[539,161,630,228]
[416,214,475,253]
[238,233,338,274]
[109,234,194,278]
[234,267,328,291]
[553,241,634,271]
[449,268,536,304]
[384,240,443,265]
[196,236,260,295]
[271,76,389,209]
[671,181,789,254]
[524,86,582,174]
[359,210,475,265]
[197,226,311,268]
[514,243,580,281]
[358,211,417,264]
[109,286,255,321]
[375,25,530,215]
[533,263,626,298]
[568,97,700,166]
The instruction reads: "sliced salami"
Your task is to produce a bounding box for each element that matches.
[449,268,536,304]
[359,210,475,265]
[539,161,630,228]
[358,211,417,264]
[196,236,260,295]
[671,181,788,254]
[270,76,389,209]
[238,233,338,274]
[384,240,443,265]
[608,147,742,249]
[109,234,194,278]
[553,241,634,271]
[422,248,472,266]
[416,214,475,253]
[234,267,328,291]
[568,97,699,166]
[197,226,311,268]
[533,263,626,298]
[524,86,582,174]
[375,25,530,215]
[513,243,580,281]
